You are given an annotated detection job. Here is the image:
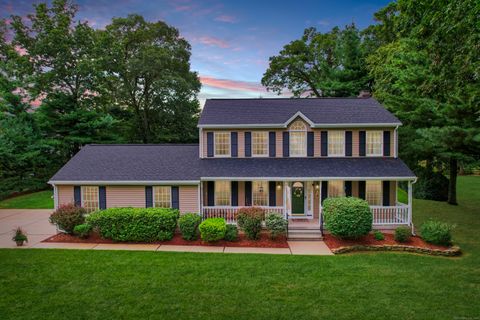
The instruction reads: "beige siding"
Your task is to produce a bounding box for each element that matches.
[58,185,74,206]
[238,131,245,157]
[313,188,320,218]
[276,182,283,206]
[202,130,208,157]
[352,130,360,157]
[276,131,283,157]
[352,181,359,197]
[238,181,245,206]
[106,186,145,208]
[179,185,199,213]
[313,131,321,157]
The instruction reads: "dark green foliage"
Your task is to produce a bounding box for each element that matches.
[198,218,226,242]
[420,219,454,246]
[265,214,288,239]
[237,207,264,240]
[49,204,86,234]
[224,224,238,242]
[323,197,372,239]
[394,227,411,243]
[373,230,385,241]
[86,208,179,242]
[73,224,92,239]
[178,213,201,241]
[413,169,449,201]
[11,227,28,243]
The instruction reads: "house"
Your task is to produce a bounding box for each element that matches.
[49,98,416,239]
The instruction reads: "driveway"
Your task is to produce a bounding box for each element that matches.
[0,209,56,248]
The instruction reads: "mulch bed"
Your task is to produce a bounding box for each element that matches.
[43,231,289,248]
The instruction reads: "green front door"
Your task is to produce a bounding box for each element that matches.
[291,182,305,214]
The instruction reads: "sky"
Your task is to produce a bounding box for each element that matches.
[1,0,391,105]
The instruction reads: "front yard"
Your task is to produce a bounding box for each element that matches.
[0,176,479,319]
[0,190,53,209]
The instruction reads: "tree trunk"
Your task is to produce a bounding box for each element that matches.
[448,157,458,205]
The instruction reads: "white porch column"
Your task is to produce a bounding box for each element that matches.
[318,181,322,226]
[408,180,413,225]
[283,181,287,219]
[53,184,58,210]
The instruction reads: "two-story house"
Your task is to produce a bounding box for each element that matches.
[49,98,416,238]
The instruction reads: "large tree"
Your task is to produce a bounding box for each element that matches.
[98,15,201,143]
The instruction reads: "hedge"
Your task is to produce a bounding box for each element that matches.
[199,218,226,242]
[323,197,372,239]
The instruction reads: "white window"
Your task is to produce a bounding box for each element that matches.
[215,181,231,206]
[289,120,307,157]
[328,131,345,156]
[154,186,171,208]
[252,131,268,157]
[252,181,269,206]
[367,131,383,156]
[366,180,382,205]
[214,132,230,157]
[328,180,345,198]
[81,186,99,212]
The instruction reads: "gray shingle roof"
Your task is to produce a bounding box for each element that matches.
[198,98,401,126]
[50,144,415,182]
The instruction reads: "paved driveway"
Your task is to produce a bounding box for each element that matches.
[0,209,56,248]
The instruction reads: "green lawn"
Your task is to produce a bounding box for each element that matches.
[0,177,479,319]
[0,190,53,209]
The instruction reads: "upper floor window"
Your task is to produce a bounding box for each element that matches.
[154,186,171,208]
[289,120,307,157]
[252,181,269,206]
[215,181,231,206]
[366,180,382,205]
[367,131,383,156]
[214,132,230,157]
[328,180,344,198]
[82,186,99,212]
[252,131,268,157]
[328,131,345,156]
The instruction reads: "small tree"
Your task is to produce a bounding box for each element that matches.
[323,197,372,239]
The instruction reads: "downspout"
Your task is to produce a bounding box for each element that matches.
[394,126,399,158]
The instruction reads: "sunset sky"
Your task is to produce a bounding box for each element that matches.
[1,0,390,104]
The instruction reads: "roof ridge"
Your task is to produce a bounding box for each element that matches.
[86,143,199,146]
[206,97,373,101]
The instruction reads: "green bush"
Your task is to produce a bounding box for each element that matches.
[412,169,449,201]
[265,214,287,239]
[373,230,385,241]
[86,208,179,242]
[323,197,372,239]
[394,227,411,243]
[237,207,264,240]
[199,218,226,242]
[420,219,454,246]
[73,224,92,239]
[49,203,86,234]
[178,213,202,240]
[224,224,238,241]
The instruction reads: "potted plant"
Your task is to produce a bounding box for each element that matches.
[12,227,28,246]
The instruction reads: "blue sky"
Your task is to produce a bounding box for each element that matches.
[1,0,390,104]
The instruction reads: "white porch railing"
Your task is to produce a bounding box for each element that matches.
[370,203,410,225]
[202,206,285,224]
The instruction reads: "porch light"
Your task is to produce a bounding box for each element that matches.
[276,182,282,190]
[259,186,264,193]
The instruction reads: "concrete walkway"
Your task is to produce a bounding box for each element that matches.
[0,209,333,255]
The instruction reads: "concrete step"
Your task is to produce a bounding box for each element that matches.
[288,228,322,234]
[288,233,323,241]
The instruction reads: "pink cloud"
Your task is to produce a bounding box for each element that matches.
[200,75,268,93]
[198,36,230,49]
[214,15,237,23]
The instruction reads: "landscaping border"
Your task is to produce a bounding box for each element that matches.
[331,244,461,256]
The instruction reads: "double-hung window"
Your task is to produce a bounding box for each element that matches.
[154,186,171,208]
[328,180,344,198]
[328,131,345,156]
[289,120,307,157]
[252,181,269,206]
[215,181,231,206]
[81,186,99,212]
[366,131,383,156]
[252,131,268,157]
[366,180,382,205]
[214,132,230,157]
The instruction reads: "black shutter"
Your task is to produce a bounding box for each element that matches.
[283,132,289,157]
[269,181,276,207]
[207,132,214,157]
[245,181,252,206]
[74,186,81,207]
[358,181,366,200]
[145,186,153,208]
[269,132,276,157]
[321,131,328,156]
[321,181,328,204]
[245,132,252,157]
[359,131,366,156]
[171,186,179,209]
[383,131,391,156]
[345,131,352,157]
[231,181,238,206]
[383,181,390,206]
[307,132,314,157]
[99,186,106,210]
[207,181,215,206]
[231,132,238,157]
[345,181,352,197]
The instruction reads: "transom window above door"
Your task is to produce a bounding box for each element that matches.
[214,132,230,157]
[252,131,268,157]
[289,120,307,157]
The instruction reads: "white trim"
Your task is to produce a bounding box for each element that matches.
[213,131,231,158]
[366,130,384,157]
[198,182,202,214]
[201,177,416,181]
[284,111,315,127]
[198,123,401,129]
[394,126,399,158]
[48,180,200,185]
[53,185,58,210]
[199,128,203,159]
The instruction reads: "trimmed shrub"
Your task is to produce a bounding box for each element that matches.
[420,219,454,246]
[179,213,202,240]
[224,224,238,242]
[86,208,179,242]
[237,207,264,240]
[394,227,411,243]
[199,218,226,242]
[373,230,385,241]
[265,214,288,239]
[49,204,86,234]
[323,197,372,239]
[73,224,92,239]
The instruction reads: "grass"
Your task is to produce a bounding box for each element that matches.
[1,177,479,319]
[0,190,53,209]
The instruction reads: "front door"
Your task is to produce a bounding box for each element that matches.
[291,181,305,214]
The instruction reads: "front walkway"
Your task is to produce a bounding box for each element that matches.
[0,209,333,255]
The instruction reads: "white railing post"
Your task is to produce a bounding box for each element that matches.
[408,180,413,226]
